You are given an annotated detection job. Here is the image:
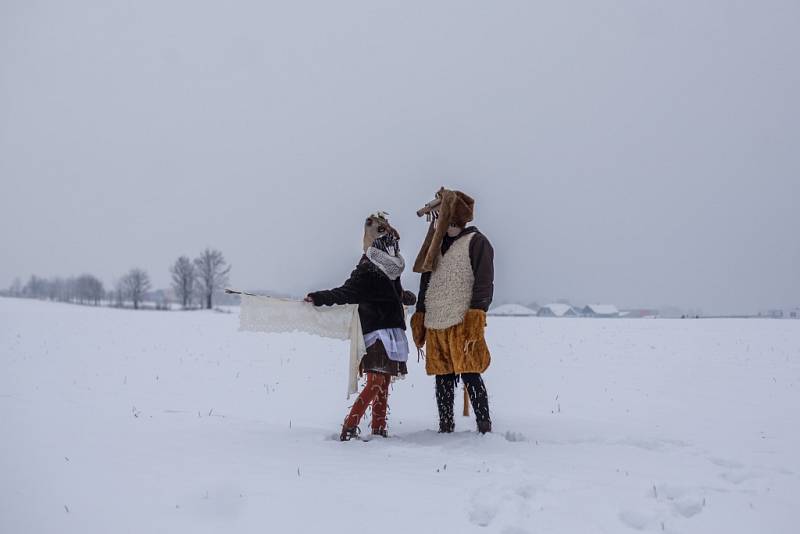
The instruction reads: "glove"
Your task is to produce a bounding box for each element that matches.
[410,312,426,348]
[462,309,487,355]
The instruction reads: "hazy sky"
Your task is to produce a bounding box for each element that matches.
[2,1,798,314]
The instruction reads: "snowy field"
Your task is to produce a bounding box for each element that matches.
[1,297,799,534]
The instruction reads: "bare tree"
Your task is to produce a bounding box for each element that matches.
[46,278,60,301]
[194,248,231,309]
[75,274,104,305]
[112,280,125,308]
[121,268,151,310]
[24,275,47,299]
[9,277,23,297]
[90,276,105,305]
[75,276,89,304]
[63,277,78,303]
[170,256,196,309]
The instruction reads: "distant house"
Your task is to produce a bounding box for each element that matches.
[763,308,800,319]
[581,304,619,318]
[489,304,537,317]
[526,303,541,314]
[537,303,577,317]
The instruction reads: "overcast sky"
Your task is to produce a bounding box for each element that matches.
[1,1,798,314]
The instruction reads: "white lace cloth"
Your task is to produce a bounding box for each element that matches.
[238,294,366,398]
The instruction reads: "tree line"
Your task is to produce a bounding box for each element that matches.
[2,248,231,311]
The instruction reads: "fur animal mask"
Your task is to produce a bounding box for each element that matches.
[363,212,400,253]
[413,187,475,273]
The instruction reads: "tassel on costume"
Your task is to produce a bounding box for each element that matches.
[410,311,426,348]
[462,309,487,355]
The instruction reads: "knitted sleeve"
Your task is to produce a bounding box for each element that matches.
[415,271,431,313]
[469,232,494,311]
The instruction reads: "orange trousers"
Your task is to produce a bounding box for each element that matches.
[344,372,390,431]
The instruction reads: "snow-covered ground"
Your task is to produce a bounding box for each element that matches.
[1,297,798,533]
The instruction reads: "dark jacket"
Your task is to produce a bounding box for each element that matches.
[416,227,494,313]
[308,256,416,335]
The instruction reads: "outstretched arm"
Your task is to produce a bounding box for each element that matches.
[307,265,370,306]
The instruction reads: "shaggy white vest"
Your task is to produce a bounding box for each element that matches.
[424,233,475,330]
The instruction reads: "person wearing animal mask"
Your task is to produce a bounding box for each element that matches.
[411,188,494,434]
[306,212,416,441]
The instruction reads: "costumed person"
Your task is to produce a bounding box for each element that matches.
[410,188,494,434]
[305,212,416,441]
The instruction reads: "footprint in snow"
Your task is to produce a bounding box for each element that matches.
[618,508,662,531]
[615,437,690,451]
[654,483,707,519]
[620,483,707,530]
[719,470,761,485]
[707,456,744,469]
[468,482,539,529]
[503,431,528,442]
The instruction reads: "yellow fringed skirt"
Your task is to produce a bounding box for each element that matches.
[419,310,491,376]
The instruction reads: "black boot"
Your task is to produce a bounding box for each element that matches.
[462,373,491,433]
[435,374,456,433]
[340,425,360,441]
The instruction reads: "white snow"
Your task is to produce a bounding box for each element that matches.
[1,297,799,533]
[488,303,537,316]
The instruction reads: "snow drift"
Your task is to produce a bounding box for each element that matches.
[1,298,798,533]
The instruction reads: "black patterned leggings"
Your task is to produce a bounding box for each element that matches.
[435,373,491,425]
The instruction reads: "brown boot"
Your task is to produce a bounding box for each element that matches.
[477,420,492,434]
